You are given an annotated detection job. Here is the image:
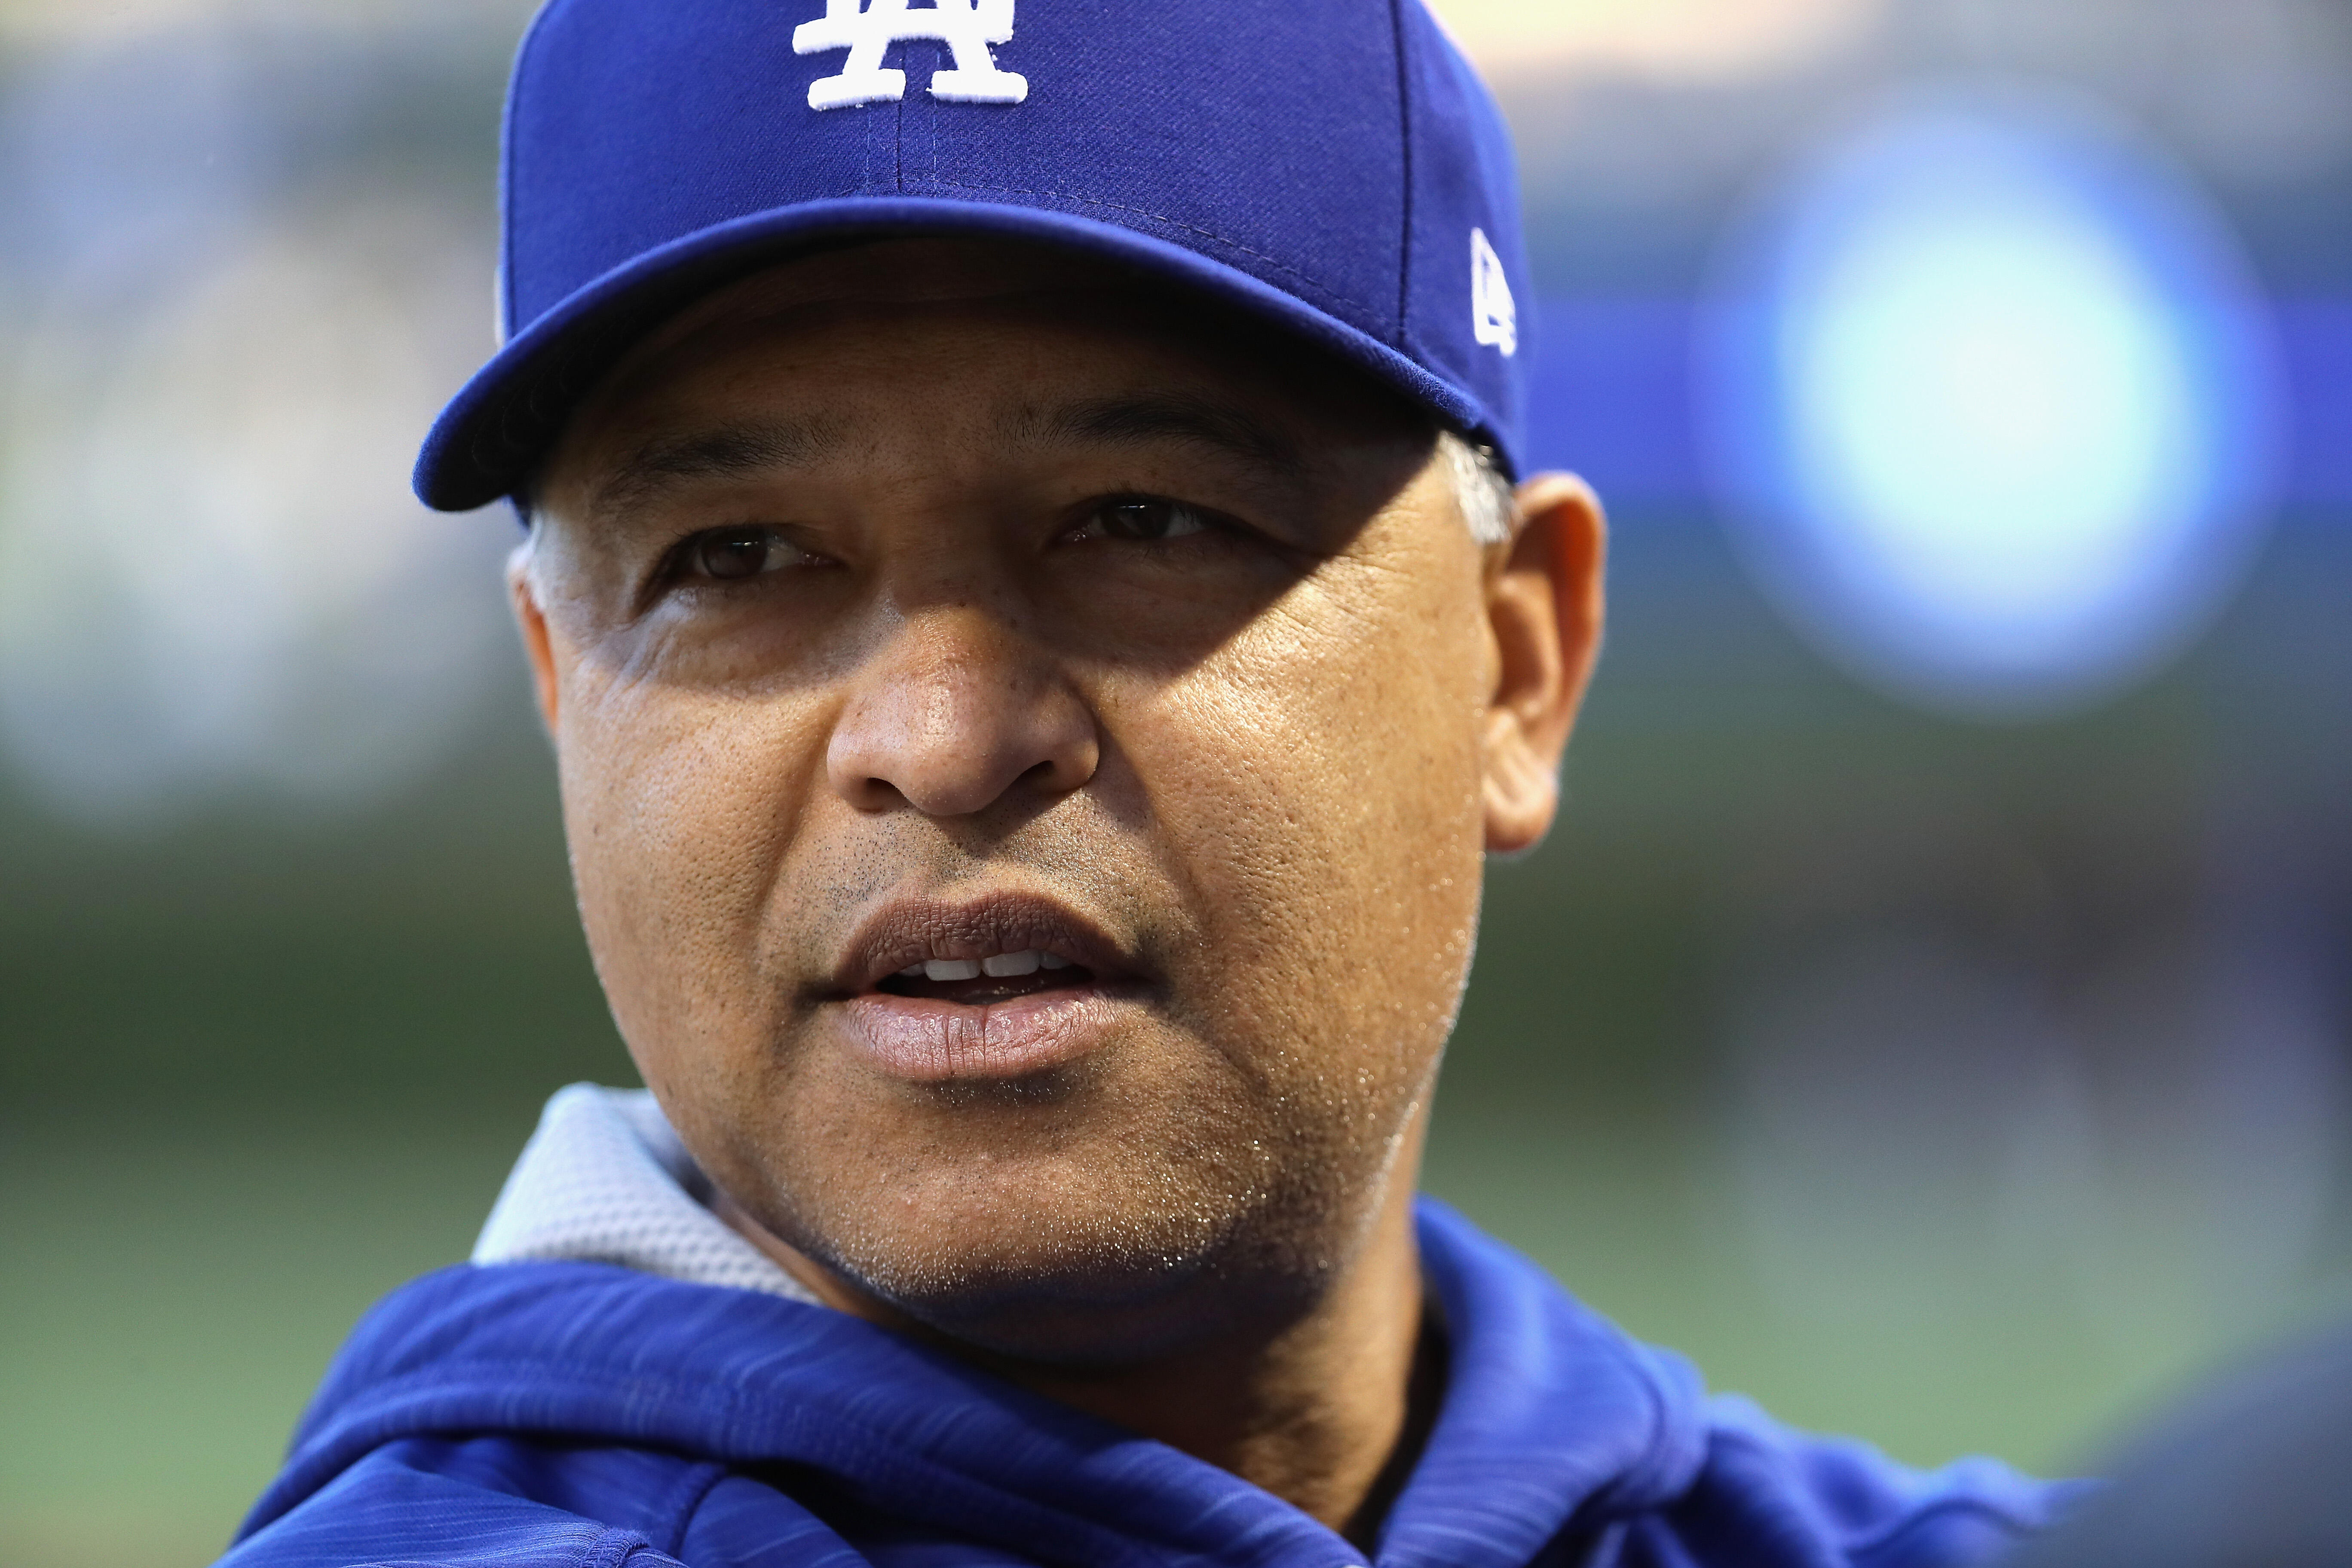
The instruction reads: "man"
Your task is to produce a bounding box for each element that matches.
[223,1,2068,1564]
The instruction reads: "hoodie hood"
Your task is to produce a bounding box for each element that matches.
[242,1199,1708,1568]
[226,1085,2066,1568]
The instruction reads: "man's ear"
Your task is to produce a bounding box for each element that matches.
[507,538,563,737]
[1481,471,1606,856]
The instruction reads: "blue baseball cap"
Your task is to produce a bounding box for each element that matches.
[413,0,1533,512]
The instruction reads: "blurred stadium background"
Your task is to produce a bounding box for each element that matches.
[3,0,2349,1561]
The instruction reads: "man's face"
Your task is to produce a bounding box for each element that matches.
[521,239,1564,1363]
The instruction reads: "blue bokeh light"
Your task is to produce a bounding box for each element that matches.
[1700,87,2284,717]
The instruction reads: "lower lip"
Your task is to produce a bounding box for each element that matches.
[836,986,1126,1081]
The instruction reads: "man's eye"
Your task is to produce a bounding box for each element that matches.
[677,526,812,581]
[1083,498,1212,543]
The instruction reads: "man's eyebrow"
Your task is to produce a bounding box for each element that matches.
[588,419,842,515]
[1016,393,1305,478]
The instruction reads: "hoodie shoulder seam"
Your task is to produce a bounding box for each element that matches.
[661,1460,734,1555]
[583,1526,662,1568]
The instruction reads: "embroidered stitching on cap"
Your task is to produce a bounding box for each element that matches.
[796,0,1028,110]
[1471,227,1516,356]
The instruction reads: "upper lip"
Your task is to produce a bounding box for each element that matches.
[828,891,1140,995]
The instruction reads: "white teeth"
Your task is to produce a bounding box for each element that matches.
[900,950,1075,984]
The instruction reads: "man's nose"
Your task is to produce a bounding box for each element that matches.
[825,608,1099,818]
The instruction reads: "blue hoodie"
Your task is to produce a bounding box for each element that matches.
[220,1184,2066,1568]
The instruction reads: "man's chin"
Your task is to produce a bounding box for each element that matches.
[891,1264,1334,1371]
[766,1197,1330,1368]
[877,1257,1235,1367]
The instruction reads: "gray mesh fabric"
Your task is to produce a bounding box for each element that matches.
[472,1082,818,1302]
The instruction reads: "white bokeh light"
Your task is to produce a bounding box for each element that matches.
[1701,89,2284,717]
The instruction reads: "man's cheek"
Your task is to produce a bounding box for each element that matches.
[564,691,792,1032]
[1180,623,1480,1044]
[1136,682,1377,1044]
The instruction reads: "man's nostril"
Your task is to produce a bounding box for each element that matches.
[854,776,909,813]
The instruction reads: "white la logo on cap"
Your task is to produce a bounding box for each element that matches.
[1471,228,1516,357]
[796,0,1028,110]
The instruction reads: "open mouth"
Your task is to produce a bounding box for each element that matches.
[874,948,1099,1007]
[833,896,1134,1079]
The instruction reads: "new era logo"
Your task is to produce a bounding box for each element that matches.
[795,0,1028,110]
[1471,228,1516,357]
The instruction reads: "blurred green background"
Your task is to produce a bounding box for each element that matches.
[4,0,2350,1562]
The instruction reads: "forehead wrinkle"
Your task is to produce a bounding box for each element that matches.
[587,417,846,519]
[1009,392,1308,484]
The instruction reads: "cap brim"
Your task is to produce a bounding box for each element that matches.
[414,196,1500,512]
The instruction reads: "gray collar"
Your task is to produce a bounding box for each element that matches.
[472,1082,818,1303]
